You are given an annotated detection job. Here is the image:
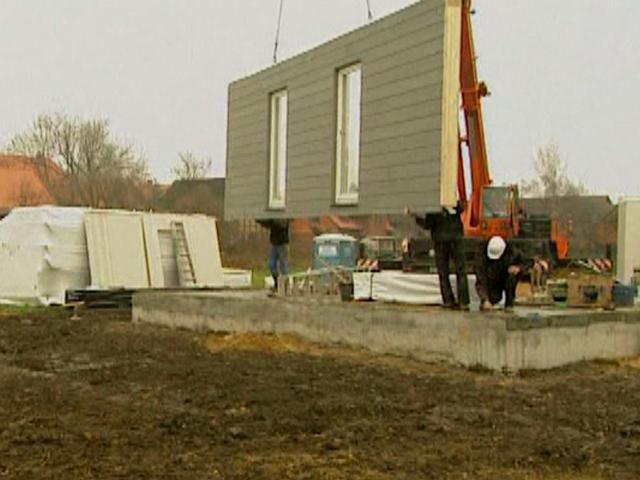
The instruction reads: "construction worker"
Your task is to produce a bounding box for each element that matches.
[257,219,290,292]
[405,204,469,309]
[476,235,523,311]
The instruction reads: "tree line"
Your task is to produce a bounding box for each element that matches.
[4,113,213,209]
[4,113,587,210]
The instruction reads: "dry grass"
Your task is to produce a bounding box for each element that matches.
[205,331,319,354]
[472,469,603,480]
[616,356,640,369]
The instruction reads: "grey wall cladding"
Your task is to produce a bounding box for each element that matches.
[225,0,451,220]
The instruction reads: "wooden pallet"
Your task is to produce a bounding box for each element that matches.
[65,288,135,309]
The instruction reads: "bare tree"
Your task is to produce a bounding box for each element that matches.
[6,113,151,208]
[520,143,588,197]
[172,151,212,180]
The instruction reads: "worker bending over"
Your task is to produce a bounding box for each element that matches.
[476,235,523,311]
[257,219,290,292]
[406,204,469,309]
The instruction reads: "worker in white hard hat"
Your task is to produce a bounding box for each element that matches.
[475,235,523,311]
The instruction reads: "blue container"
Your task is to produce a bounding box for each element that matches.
[312,234,358,271]
[613,284,637,307]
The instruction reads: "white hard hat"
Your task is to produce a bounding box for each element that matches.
[487,236,506,260]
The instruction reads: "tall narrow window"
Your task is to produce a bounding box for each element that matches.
[335,64,362,205]
[269,89,288,209]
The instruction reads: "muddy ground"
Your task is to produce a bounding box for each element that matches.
[0,308,639,479]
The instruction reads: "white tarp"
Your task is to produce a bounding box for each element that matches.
[0,206,89,305]
[370,271,479,305]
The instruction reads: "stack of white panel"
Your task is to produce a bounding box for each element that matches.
[84,211,224,289]
[0,207,224,305]
[223,269,252,289]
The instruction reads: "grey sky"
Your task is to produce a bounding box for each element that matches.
[0,1,638,197]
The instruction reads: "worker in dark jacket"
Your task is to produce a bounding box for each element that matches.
[406,204,469,309]
[476,235,523,311]
[257,219,290,291]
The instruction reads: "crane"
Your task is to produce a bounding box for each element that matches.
[457,0,569,262]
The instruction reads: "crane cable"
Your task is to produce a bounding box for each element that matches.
[272,0,285,64]
[366,0,374,21]
[273,0,374,64]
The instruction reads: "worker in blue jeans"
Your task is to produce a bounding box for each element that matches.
[257,219,290,292]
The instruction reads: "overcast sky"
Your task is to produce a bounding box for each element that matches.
[0,0,637,197]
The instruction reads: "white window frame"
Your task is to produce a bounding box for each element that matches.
[268,89,288,209]
[335,64,362,205]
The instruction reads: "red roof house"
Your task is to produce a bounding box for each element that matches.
[0,154,64,209]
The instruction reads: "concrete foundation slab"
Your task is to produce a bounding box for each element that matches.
[132,291,640,371]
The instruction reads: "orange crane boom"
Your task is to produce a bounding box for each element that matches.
[456,0,570,261]
[458,0,491,231]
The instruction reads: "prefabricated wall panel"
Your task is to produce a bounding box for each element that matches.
[84,211,149,289]
[85,210,224,290]
[225,0,461,220]
[617,199,640,284]
[178,216,224,287]
[143,214,224,288]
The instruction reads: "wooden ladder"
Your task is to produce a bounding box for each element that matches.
[171,221,197,287]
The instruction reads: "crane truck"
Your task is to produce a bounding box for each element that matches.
[456,0,569,264]
[403,0,569,273]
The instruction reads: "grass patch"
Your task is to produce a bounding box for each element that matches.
[251,267,308,290]
[251,269,271,290]
[0,303,48,317]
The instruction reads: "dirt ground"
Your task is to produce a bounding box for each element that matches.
[0,308,639,479]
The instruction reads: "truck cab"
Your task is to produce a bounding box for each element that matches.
[478,185,521,238]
